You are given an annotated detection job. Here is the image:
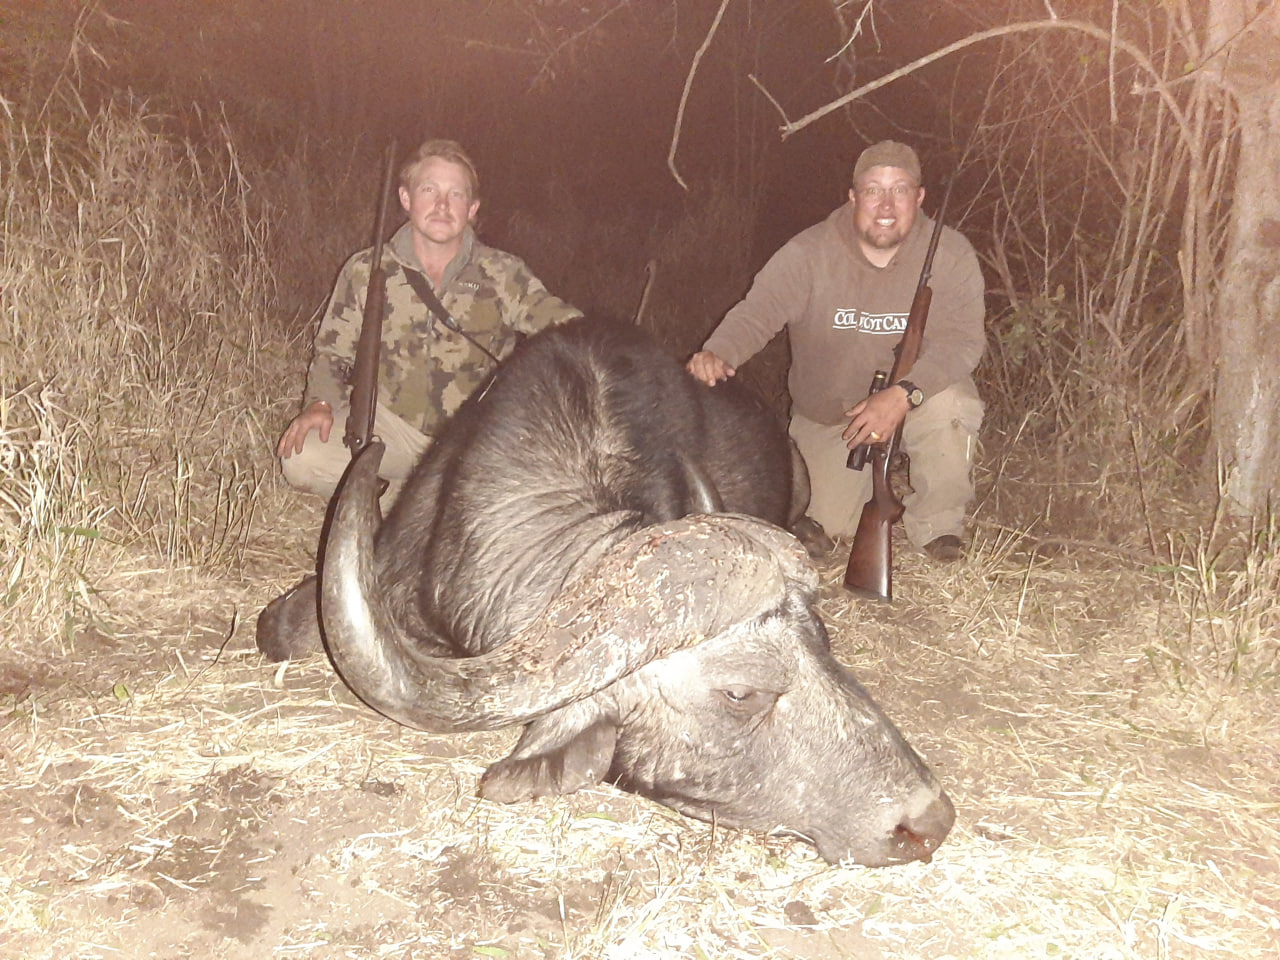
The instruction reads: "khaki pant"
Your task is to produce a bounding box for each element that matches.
[789,379,983,547]
[279,403,431,507]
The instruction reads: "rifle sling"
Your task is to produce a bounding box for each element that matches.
[399,265,502,368]
[399,265,463,333]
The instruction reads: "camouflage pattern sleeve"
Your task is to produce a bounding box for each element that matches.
[497,255,583,335]
[304,249,374,408]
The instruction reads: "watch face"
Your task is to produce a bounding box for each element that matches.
[908,388,924,407]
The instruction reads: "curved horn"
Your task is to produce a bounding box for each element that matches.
[321,443,817,733]
[676,449,723,515]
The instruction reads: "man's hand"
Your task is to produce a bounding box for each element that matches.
[842,385,911,449]
[277,400,334,458]
[686,350,736,386]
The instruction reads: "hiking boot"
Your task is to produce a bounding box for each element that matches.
[922,534,964,562]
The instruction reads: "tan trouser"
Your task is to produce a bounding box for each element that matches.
[279,403,431,506]
[789,379,983,547]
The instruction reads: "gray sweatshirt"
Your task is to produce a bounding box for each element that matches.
[703,203,986,425]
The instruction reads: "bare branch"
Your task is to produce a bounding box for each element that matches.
[1107,0,1119,125]
[668,0,733,190]
[825,0,876,67]
[528,2,631,86]
[779,18,1194,150]
[747,72,789,124]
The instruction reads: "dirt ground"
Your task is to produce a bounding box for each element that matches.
[2,486,1278,960]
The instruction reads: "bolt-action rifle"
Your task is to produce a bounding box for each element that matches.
[842,179,953,600]
[343,142,398,456]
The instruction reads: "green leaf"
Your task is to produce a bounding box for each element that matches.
[56,526,101,539]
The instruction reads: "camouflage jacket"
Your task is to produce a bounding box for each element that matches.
[305,222,582,435]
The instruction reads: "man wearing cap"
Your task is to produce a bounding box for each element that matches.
[276,138,582,508]
[687,140,985,560]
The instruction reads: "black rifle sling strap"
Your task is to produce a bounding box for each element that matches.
[400,265,462,333]
[400,265,502,368]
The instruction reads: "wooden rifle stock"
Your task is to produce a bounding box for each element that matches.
[843,428,905,600]
[842,178,952,600]
[344,142,398,456]
[841,287,930,601]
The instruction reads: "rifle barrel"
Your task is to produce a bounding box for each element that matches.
[344,142,398,455]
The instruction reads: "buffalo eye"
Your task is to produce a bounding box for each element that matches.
[719,686,776,715]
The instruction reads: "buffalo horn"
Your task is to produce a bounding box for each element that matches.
[321,443,816,733]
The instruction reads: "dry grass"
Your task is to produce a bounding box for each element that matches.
[1,20,304,649]
[3,7,1279,960]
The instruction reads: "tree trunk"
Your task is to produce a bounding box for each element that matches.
[1209,1,1280,514]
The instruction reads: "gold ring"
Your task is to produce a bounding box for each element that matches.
[869,431,881,441]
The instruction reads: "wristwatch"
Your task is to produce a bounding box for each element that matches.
[896,380,925,408]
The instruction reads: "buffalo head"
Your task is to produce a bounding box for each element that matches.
[262,319,954,866]
[322,440,953,866]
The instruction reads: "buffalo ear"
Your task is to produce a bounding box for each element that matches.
[256,575,322,662]
[478,721,619,803]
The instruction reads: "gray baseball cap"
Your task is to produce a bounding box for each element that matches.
[853,141,921,183]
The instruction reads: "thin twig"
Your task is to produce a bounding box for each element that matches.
[747,72,788,124]
[668,0,733,190]
[780,19,1194,149]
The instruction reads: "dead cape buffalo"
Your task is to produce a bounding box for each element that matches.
[257,318,954,866]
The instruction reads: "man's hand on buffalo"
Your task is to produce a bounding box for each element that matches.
[686,350,736,387]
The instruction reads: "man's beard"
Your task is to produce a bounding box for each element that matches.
[860,221,910,250]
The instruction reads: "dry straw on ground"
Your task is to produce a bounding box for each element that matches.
[3,513,1278,959]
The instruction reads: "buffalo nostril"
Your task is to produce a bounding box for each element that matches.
[892,792,956,863]
[892,824,936,863]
